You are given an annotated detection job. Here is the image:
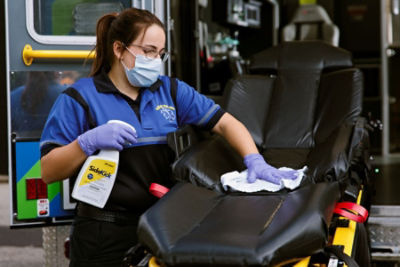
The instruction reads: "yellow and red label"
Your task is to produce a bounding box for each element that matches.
[79,159,117,186]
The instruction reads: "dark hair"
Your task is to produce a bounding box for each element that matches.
[90,8,165,76]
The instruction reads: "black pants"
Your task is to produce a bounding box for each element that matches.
[69,215,139,267]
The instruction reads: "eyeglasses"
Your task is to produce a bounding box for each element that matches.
[124,43,169,62]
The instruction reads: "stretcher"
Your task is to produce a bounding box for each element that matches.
[124,41,372,266]
[124,182,369,267]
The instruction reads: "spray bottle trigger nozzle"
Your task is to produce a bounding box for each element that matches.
[107,120,137,134]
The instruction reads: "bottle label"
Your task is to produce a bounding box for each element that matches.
[72,158,118,208]
[79,159,116,186]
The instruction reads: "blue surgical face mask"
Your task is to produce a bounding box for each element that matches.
[121,50,162,87]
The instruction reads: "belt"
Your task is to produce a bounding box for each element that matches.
[76,202,140,224]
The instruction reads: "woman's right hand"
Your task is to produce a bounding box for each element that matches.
[77,122,138,156]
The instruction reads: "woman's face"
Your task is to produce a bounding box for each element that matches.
[122,24,166,69]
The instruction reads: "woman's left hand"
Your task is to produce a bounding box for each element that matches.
[244,153,298,184]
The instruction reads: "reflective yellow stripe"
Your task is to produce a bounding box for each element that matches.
[299,0,316,5]
[149,256,161,267]
[148,256,311,267]
[292,257,311,267]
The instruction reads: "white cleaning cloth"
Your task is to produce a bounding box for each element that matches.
[221,166,307,193]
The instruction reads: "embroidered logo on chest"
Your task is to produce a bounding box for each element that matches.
[156,105,176,122]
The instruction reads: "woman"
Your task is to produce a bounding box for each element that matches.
[40,8,296,266]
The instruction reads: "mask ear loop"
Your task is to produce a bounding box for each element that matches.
[120,42,136,70]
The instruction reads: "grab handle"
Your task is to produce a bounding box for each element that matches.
[22,44,95,66]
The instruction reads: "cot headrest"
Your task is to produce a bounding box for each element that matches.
[291,4,333,24]
[249,41,352,73]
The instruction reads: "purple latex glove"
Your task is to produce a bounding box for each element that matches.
[244,153,298,184]
[77,122,138,156]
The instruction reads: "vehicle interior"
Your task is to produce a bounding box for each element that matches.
[3,0,400,266]
[129,39,370,267]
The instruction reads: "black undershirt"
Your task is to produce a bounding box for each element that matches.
[118,91,142,122]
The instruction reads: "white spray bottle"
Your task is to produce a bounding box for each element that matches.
[71,120,136,208]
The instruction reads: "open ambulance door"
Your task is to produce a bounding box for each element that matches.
[6,0,170,228]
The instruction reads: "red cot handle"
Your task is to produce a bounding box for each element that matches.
[149,183,170,198]
[333,202,368,223]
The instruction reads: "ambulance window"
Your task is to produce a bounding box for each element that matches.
[26,0,132,44]
[10,71,87,138]
[33,0,131,36]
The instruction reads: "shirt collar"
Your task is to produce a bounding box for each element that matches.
[93,68,162,94]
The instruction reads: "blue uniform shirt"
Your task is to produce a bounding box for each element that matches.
[40,70,225,212]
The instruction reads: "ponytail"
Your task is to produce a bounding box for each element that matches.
[90,13,117,76]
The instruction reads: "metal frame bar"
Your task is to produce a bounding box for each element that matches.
[166,0,172,76]
[154,0,170,76]
[5,0,13,227]
[194,0,201,92]
[382,0,390,156]
[265,0,280,46]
